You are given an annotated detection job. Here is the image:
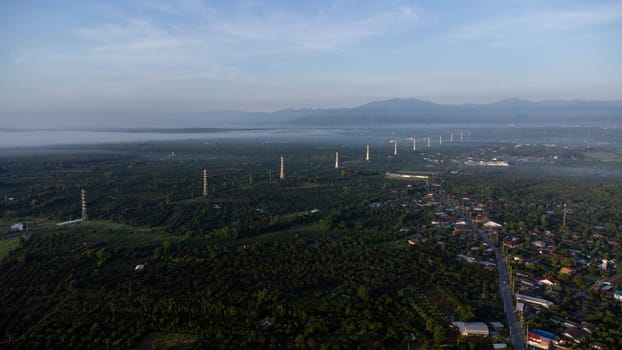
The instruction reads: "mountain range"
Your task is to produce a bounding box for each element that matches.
[189,98,622,127]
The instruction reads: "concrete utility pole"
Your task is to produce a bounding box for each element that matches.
[335,152,339,169]
[413,138,416,152]
[393,142,398,156]
[202,169,208,198]
[279,156,285,180]
[365,144,370,161]
[81,189,87,223]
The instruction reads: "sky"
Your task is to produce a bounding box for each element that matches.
[1,0,621,127]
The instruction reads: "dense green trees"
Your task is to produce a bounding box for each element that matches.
[0,227,497,348]
[3,139,620,348]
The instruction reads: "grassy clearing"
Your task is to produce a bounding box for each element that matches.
[0,236,22,260]
[284,183,325,189]
[43,220,183,247]
[585,151,622,162]
[136,332,200,350]
[240,222,331,244]
[281,210,320,220]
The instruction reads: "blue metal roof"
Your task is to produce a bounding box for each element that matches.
[531,329,557,339]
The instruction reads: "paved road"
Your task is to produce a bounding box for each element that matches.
[477,230,525,350]
[436,185,524,349]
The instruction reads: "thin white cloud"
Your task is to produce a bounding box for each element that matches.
[78,3,421,59]
[449,2,622,42]
[206,6,419,51]
[131,0,183,16]
[78,20,200,53]
[50,2,423,99]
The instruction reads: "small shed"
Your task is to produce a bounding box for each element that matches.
[10,223,25,231]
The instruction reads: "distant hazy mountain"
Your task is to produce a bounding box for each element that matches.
[9,97,621,130]
[124,98,621,128]
[285,98,622,126]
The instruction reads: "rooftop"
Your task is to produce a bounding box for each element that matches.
[451,322,489,336]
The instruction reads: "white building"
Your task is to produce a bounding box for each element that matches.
[451,322,489,337]
[10,223,24,231]
[484,221,502,229]
[517,293,554,308]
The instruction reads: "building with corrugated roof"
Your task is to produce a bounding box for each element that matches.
[528,329,558,349]
[451,322,489,337]
[516,293,554,308]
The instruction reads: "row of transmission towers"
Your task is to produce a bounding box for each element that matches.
[73,135,469,224]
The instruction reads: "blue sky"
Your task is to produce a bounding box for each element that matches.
[1,0,621,126]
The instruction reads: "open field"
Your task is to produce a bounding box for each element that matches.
[0,236,21,261]
[584,150,622,162]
